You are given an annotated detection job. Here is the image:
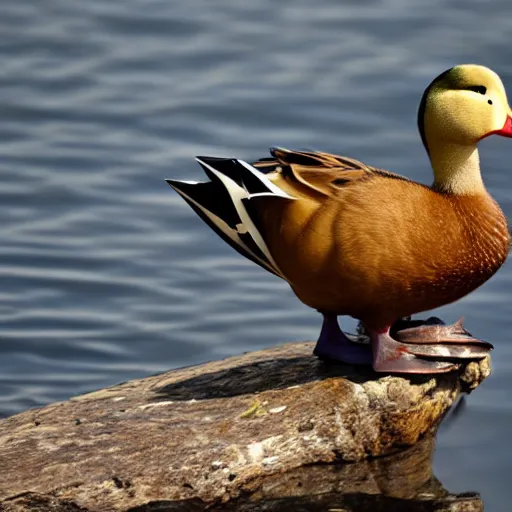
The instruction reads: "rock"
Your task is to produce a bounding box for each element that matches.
[0,436,484,511]
[0,341,490,511]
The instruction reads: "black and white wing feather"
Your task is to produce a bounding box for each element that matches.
[166,157,294,278]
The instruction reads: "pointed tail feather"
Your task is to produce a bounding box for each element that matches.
[196,157,293,198]
[166,157,294,278]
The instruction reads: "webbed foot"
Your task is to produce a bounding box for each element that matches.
[394,316,493,354]
[370,317,492,374]
[371,328,460,374]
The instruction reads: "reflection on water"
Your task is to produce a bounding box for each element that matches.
[1,0,512,509]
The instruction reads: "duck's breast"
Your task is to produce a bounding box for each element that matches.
[353,188,510,325]
[420,193,510,302]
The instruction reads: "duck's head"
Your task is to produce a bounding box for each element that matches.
[418,64,512,155]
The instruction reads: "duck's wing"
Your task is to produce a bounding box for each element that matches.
[253,147,415,199]
[166,157,294,279]
[167,148,415,280]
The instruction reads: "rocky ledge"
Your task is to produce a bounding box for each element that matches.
[0,341,490,511]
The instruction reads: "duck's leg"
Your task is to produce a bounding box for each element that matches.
[313,312,372,364]
[370,326,459,374]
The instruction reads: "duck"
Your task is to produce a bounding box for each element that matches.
[167,64,511,374]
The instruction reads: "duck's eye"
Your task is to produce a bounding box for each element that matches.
[488,99,493,105]
[466,85,487,95]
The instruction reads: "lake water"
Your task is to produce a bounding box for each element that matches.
[1,0,512,509]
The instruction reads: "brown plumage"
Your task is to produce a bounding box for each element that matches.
[252,148,509,329]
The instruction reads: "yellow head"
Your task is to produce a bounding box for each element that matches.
[418,64,512,155]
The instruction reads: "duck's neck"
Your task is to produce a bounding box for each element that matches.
[429,142,485,195]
